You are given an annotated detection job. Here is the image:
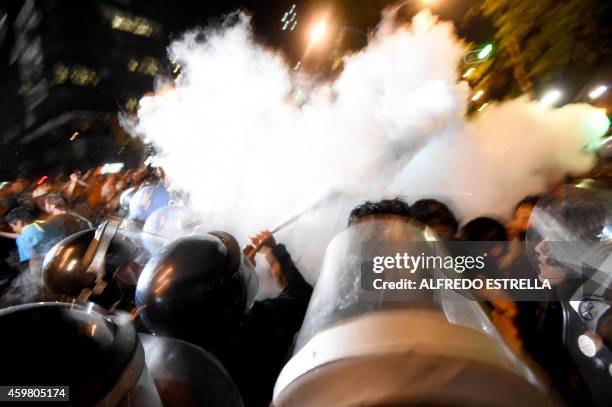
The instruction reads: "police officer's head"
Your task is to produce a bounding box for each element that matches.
[135,231,258,348]
[0,302,163,406]
[43,221,140,308]
[128,185,170,223]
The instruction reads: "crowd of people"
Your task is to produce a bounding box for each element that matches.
[0,164,159,301]
[0,162,608,406]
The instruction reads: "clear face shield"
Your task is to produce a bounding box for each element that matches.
[143,205,204,243]
[207,230,259,310]
[526,182,612,405]
[274,217,547,407]
[239,254,259,309]
[527,183,612,299]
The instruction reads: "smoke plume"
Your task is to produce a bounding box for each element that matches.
[131,10,608,281]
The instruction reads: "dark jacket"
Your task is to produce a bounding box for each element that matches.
[219,244,313,407]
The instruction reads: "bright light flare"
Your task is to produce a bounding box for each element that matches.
[477,43,493,60]
[589,85,608,100]
[310,20,327,44]
[463,67,475,78]
[471,90,484,101]
[540,89,562,107]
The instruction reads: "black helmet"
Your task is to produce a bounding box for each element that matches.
[43,220,142,309]
[0,302,163,406]
[135,231,258,347]
[140,333,244,407]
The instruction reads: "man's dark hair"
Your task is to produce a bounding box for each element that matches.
[43,193,67,210]
[458,217,508,241]
[5,207,35,226]
[560,199,606,242]
[347,198,412,226]
[514,195,541,213]
[410,199,458,234]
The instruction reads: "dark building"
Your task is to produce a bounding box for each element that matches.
[0,0,182,178]
[0,0,310,180]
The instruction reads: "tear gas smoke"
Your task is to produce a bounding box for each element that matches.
[130,11,608,281]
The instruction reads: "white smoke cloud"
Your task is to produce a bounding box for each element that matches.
[132,10,607,281]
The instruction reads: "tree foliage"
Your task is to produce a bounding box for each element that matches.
[467,0,612,99]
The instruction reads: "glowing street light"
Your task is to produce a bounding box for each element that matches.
[589,85,608,100]
[464,43,494,65]
[303,16,329,56]
[463,67,475,78]
[310,20,327,45]
[540,89,562,107]
[477,102,489,112]
[471,90,484,101]
[477,43,494,60]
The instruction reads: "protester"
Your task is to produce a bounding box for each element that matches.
[410,198,458,240]
[43,194,93,240]
[136,228,313,407]
[347,197,412,226]
[507,196,541,241]
[2,207,47,266]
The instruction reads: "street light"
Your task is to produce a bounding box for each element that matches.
[589,85,608,100]
[310,20,327,45]
[463,67,475,78]
[477,43,494,60]
[540,89,562,107]
[471,90,484,101]
[464,43,494,64]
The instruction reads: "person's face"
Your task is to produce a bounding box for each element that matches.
[44,201,56,214]
[534,239,567,286]
[512,204,534,233]
[9,221,24,233]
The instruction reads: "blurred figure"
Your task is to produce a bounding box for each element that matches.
[42,193,92,237]
[457,217,522,354]
[524,186,612,406]
[2,207,47,266]
[411,198,458,240]
[136,229,312,407]
[273,198,549,407]
[101,173,119,203]
[458,216,508,242]
[508,196,540,241]
[347,197,412,226]
[104,177,129,214]
[456,216,509,278]
[61,171,89,204]
[0,302,244,407]
[128,184,170,225]
[42,219,148,311]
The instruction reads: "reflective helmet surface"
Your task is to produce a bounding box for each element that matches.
[128,185,170,222]
[43,225,141,307]
[120,186,137,211]
[135,233,251,346]
[142,205,203,253]
[526,182,612,297]
[0,302,162,406]
[526,182,612,405]
[141,333,244,407]
[274,218,548,407]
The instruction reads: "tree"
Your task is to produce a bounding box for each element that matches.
[465,0,612,100]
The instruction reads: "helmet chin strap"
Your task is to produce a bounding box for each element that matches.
[77,219,121,303]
